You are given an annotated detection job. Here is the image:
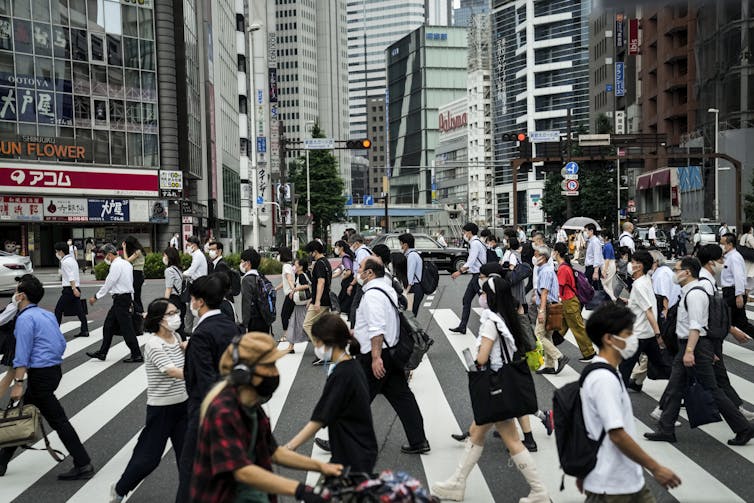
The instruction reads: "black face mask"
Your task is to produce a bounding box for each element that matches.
[254,374,280,402]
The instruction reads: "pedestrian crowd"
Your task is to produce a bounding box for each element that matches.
[1,221,754,503]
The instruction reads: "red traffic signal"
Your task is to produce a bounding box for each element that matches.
[502,132,527,142]
[346,139,372,149]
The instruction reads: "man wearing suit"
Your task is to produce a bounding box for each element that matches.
[174,275,240,502]
[208,241,235,301]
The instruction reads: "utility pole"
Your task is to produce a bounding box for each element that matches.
[566,108,573,219]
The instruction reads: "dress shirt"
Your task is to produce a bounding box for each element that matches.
[13,304,66,369]
[354,279,399,354]
[670,227,676,239]
[353,245,372,273]
[212,256,222,269]
[648,227,657,240]
[585,236,604,267]
[534,262,560,306]
[676,280,708,339]
[406,249,423,285]
[0,301,17,326]
[721,249,746,295]
[437,235,448,247]
[463,237,487,274]
[60,253,81,287]
[652,265,681,308]
[628,275,656,339]
[556,229,568,243]
[96,256,134,299]
[194,309,222,330]
[619,232,635,252]
[698,268,716,295]
[185,248,208,280]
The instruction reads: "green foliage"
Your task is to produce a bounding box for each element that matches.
[595,113,612,134]
[259,258,283,275]
[94,261,109,280]
[143,253,165,279]
[542,173,574,227]
[180,252,193,271]
[225,253,241,270]
[289,123,346,240]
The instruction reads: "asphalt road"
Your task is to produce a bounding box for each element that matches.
[3,272,754,502]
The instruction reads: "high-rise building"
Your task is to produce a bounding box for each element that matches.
[491,0,591,226]
[365,97,387,198]
[425,0,453,25]
[453,0,490,27]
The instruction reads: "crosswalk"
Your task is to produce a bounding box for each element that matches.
[4,296,754,502]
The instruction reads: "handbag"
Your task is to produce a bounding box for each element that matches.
[685,375,723,428]
[545,303,564,331]
[63,298,88,317]
[0,401,64,462]
[293,274,312,306]
[467,333,538,425]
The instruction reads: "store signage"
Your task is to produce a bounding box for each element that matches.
[159,170,183,198]
[43,197,88,221]
[628,19,639,55]
[615,14,625,48]
[0,139,85,160]
[438,111,467,133]
[615,62,625,97]
[0,88,74,126]
[88,199,129,222]
[268,68,278,103]
[0,196,43,221]
[0,165,159,196]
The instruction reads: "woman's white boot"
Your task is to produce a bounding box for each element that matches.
[431,440,484,501]
[512,450,550,503]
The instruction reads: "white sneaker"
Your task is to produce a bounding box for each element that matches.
[650,407,680,426]
[110,484,124,503]
[740,406,754,421]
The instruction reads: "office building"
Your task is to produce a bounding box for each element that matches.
[453,0,490,27]
[365,97,387,198]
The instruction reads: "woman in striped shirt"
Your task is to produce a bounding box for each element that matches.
[110,298,188,502]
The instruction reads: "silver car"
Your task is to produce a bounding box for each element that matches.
[0,251,33,292]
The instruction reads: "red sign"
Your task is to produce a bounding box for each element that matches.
[628,19,639,55]
[0,196,43,221]
[0,165,159,197]
[438,111,468,133]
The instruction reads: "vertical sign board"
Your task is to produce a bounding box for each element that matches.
[615,14,625,48]
[615,62,625,97]
[628,19,639,55]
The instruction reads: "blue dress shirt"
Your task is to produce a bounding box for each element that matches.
[13,304,67,369]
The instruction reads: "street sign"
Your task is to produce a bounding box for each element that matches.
[606,84,613,93]
[256,196,264,205]
[303,138,335,150]
[564,162,579,175]
[528,130,560,143]
[345,195,353,206]
[578,134,611,146]
[565,179,580,191]
[563,174,579,180]
[363,195,374,206]
[561,190,580,196]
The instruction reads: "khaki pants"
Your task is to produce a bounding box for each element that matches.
[631,353,649,384]
[562,297,595,358]
[601,261,617,301]
[535,315,562,368]
[302,305,328,343]
[585,484,655,503]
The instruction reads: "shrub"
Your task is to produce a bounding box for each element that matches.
[143,253,166,279]
[259,258,283,275]
[180,252,193,271]
[225,253,241,270]
[94,261,109,280]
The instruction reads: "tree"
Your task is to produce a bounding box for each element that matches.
[289,123,346,241]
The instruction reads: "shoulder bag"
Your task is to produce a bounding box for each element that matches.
[293,273,312,306]
[467,329,538,425]
[0,401,64,462]
[545,302,564,332]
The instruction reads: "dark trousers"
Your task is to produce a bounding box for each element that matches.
[338,277,354,318]
[659,337,749,434]
[358,351,427,447]
[133,270,145,314]
[175,406,200,503]
[619,337,665,386]
[349,284,363,329]
[280,295,295,332]
[410,283,425,317]
[458,273,480,329]
[723,287,754,337]
[713,338,743,407]
[585,265,603,290]
[0,366,90,468]
[99,293,142,358]
[54,287,88,333]
[116,401,187,496]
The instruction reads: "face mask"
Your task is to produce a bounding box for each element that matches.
[67,240,72,246]
[104,258,112,266]
[208,250,217,259]
[626,263,634,276]
[334,247,341,256]
[463,234,470,243]
[11,293,21,307]
[254,374,280,402]
[478,293,488,310]
[610,333,639,359]
[239,263,247,274]
[162,256,169,266]
[314,344,333,362]
[356,272,365,286]
[190,302,200,317]
[165,314,181,331]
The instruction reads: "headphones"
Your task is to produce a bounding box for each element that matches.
[228,335,274,386]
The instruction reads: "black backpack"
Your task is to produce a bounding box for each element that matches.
[485,247,499,264]
[553,362,621,487]
[685,281,730,340]
[410,251,439,295]
[373,288,434,371]
[660,303,680,354]
[246,272,277,327]
[229,269,242,297]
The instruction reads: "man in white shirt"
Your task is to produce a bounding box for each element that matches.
[450,223,487,333]
[580,303,680,499]
[400,233,424,316]
[183,236,208,334]
[619,222,635,252]
[556,226,567,244]
[53,242,88,338]
[645,257,754,445]
[584,223,604,288]
[346,234,373,325]
[354,257,429,455]
[720,233,754,337]
[436,230,448,247]
[169,233,180,249]
[648,224,657,246]
[86,244,142,363]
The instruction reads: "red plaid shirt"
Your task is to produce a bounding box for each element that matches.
[190,386,278,503]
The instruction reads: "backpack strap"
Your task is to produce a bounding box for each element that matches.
[370,287,401,349]
[682,285,709,310]
[409,250,422,283]
[576,361,623,463]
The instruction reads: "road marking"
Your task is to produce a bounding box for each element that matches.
[265,341,307,429]
[423,302,432,307]
[723,340,754,367]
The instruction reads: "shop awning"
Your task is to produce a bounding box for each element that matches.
[651,169,671,187]
[636,174,651,190]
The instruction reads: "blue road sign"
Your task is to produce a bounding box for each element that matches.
[606,84,613,93]
[565,162,580,175]
[256,196,264,205]
[363,195,374,206]
[345,195,353,206]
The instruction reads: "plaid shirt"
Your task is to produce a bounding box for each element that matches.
[190,386,278,503]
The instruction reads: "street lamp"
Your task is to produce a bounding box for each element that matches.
[247,21,263,249]
[708,108,720,222]
[305,120,315,243]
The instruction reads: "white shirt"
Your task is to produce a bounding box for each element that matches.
[676,280,709,339]
[476,310,517,372]
[581,356,644,495]
[96,257,134,299]
[60,254,81,287]
[437,235,447,247]
[193,309,222,330]
[353,244,372,273]
[463,237,487,274]
[170,236,179,248]
[619,232,635,252]
[354,279,399,354]
[281,263,295,295]
[502,249,519,266]
[698,268,717,295]
[648,226,657,240]
[144,333,188,406]
[670,227,677,239]
[0,301,17,326]
[652,265,681,308]
[556,229,567,243]
[185,247,208,280]
[721,249,746,295]
[585,235,604,267]
[628,275,656,339]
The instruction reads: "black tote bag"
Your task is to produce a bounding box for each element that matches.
[685,375,722,428]
[468,330,538,425]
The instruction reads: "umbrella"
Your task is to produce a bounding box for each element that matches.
[562,217,601,231]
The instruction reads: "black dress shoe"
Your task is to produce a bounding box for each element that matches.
[0,461,6,477]
[449,326,467,334]
[314,438,331,452]
[122,355,144,363]
[86,351,106,361]
[401,441,430,454]
[643,431,677,443]
[451,432,469,442]
[535,367,556,375]
[627,379,643,393]
[73,332,90,338]
[554,356,570,374]
[728,428,754,446]
[58,463,95,480]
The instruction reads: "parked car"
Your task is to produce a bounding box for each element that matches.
[682,222,720,248]
[0,251,33,292]
[635,227,671,258]
[369,233,468,273]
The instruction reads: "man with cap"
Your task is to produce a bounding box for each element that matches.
[190,332,341,503]
[86,244,142,363]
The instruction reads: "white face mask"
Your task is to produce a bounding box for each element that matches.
[314,344,333,362]
[356,272,365,286]
[162,256,169,266]
[712,261,724,278]
[11,293,21,307]
[67,240,72,246]
[190,302,200,318]
[208,250,217,259]
[626,263,634,276]
[239,262,247,274]
[478,293,488,310]
[164,314,181,331]
[610,333,639,359]
[104,258,112,266]
[334,247,341,256]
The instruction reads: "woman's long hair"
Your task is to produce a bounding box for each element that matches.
[312,313,361,355]
[482,276,527,353]
[200,381,228,422]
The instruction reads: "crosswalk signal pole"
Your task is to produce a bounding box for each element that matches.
[306,149,312,243]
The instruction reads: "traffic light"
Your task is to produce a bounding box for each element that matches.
[346,139,372,149]
[502,132,531,158]
[501,132,527,142]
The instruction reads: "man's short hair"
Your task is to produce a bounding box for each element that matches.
[632,250,654,275]
[697,243,723,264]
[348,234,365,245]
[54,241,68,253]
[100,243,117,256]
[398,233,414,248]
[480,229,491,239]
[462,222,479,235]
[533,245,551,259]
[187,235,201,245]
[16,274,44,304]
[305,240,324,254]
[532,231,544,242]
[679,257,701,279]
[586,303,635,348]
[584,223,597,233]
[240,248,261,269]
[209,241,223,252]
[722,233,737,246]
[363,257,385,278]
[189,275,225,309]
[622,222,633,232]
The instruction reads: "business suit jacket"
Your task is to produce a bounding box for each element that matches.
[210,257,234,301]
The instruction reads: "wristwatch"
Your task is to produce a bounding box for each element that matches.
[14,378,25,385]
